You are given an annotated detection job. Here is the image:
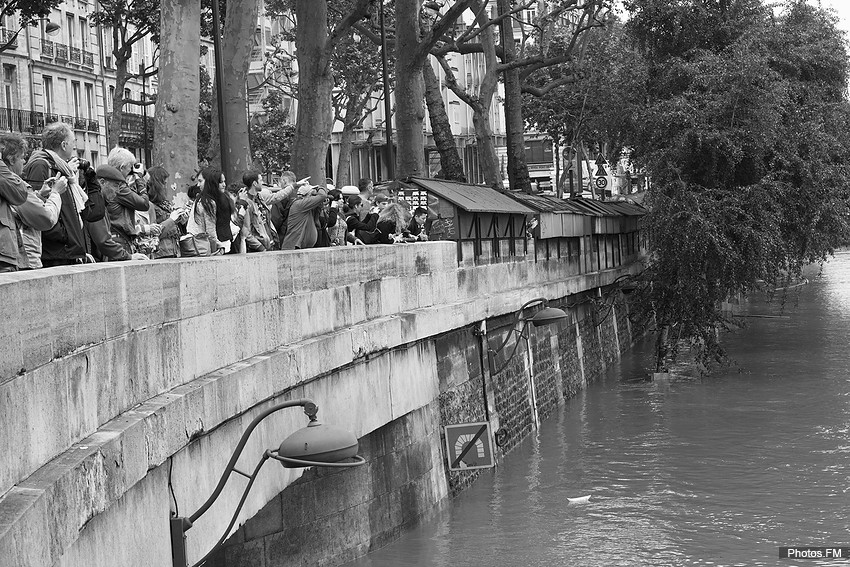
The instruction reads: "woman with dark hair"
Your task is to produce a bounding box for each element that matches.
[200,168,235,253]
[185,167,223,253]
[137,166,185,258]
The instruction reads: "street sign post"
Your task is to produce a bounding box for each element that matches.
[444,422,495,471]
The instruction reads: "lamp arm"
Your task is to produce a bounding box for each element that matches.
[489,320,529,375]
[187,398,317,524]
[191,452,271,567]
[489,296,548,358]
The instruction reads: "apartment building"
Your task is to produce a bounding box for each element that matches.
[0,0,156,166]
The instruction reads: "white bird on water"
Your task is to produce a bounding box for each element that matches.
[567,495,592,505]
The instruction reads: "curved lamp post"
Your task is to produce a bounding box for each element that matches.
[170,399,364,567]
[487,298,568,375]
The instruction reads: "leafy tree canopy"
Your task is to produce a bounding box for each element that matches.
[622,0,850,369]
[249,90,296,173]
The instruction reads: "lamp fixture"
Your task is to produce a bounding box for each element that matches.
[44,21,60,36]
[485,297,568,375]
[170,399,364,567]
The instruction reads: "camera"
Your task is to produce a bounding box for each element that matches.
[78,159,91,172]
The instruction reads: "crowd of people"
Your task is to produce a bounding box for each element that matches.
[0,123,430,272]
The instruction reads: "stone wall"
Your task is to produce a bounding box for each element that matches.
[0,242,640,567]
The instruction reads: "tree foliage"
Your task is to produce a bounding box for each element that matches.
[622,0,850,370]
[249,90,296,174]
[0,0,63,53]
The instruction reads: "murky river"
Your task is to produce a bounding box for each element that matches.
[346,253,850,566]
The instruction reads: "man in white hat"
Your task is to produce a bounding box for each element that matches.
[279,180,327,250]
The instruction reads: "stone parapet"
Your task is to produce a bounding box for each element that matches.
[0,242,638,567]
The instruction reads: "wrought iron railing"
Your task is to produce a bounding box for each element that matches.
[82,51,94,67]
[0,28,18,49]
[0,108,47,135]
[55,44,68,61]
[87,119,99,133]
[40,38,54,57]
[108,111,154,145]
[70,47,82,64]
[74,117,87,130]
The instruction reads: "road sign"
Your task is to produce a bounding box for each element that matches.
[595,176,608,189]
[444,422,495,471]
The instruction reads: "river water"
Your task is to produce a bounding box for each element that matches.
[346,253,850,567]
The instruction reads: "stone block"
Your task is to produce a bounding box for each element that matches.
[277,253,294,297]
[178,259,217,320]
[124,262,172,331]
[243,496,283,542]
[363,279,381,320]
[379,277,401,315]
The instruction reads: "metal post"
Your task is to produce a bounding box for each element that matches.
[379,0,394,180]
[140,62,148,165]
[211,0,228,176]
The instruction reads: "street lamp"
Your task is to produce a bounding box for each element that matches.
[42,21,60,36]
[170,398,364,567]
[486,298,568,375]
[210,0,227,179]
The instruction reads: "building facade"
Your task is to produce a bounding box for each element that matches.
[0,0,156,166]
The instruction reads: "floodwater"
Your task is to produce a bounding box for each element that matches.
[345,253,850,566]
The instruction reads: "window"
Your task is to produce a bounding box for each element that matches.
[71,81,81,117]
[90,151,98,166]
[3,64,18,109]
[108,85,115,112]
[43,76,54,113]
[66,14,75,46]
[79,18,87,49]
[124,87,131,106]
[85,83,94,119]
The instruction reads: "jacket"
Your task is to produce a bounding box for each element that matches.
[0,161,29,267]
[22,150,94,262]
[13,188,62,269]
[186,199,220,252]
[102,178,149,239]
[280,190,327,250]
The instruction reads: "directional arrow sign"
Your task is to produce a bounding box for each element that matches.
[444,422,495,471]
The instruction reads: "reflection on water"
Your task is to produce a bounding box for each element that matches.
[345,254,850,567]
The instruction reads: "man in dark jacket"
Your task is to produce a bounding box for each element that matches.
[22,122,96,267]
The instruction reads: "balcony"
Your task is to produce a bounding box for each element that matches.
[55,44,68,61]
[87,119,99,133]
[74,116,87,130]
[70,47,82,64]
[82,51,94,68]
[0,108,47,135]
[40,38,54,58]
[0,28,18,50]
[108,111,154,146]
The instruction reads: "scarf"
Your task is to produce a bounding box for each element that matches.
[46,149,88,227]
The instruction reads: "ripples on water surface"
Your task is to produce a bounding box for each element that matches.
[346,254,850,567]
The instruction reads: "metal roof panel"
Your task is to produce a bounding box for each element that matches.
[406,178,534,214]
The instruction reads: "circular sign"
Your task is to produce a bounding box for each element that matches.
[595,176,608,189]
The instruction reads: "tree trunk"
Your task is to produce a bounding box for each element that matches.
[423,60,466,182]
[220,0,258,183]
[108,57,130,150]
[497,0,531,192]
[154,0,200,201]
[395,0,426,179]
[336,121,355,187]
[472,107,502,189]
[292,0,333,185]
